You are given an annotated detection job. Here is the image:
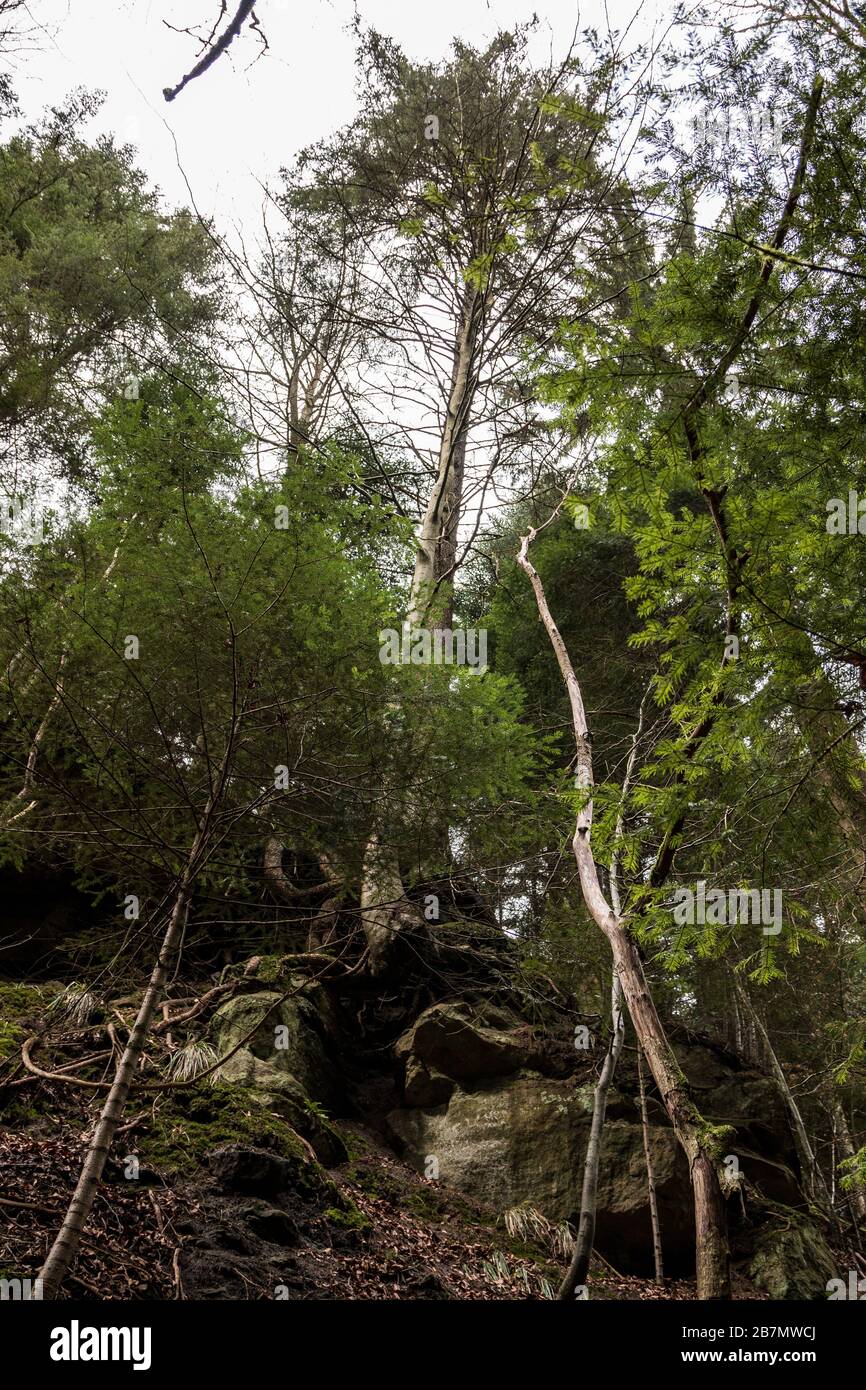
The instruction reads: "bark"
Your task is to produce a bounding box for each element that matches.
[359,289,481,971]
[163,0,257,102]
[262,837,341,903]
[558,688,646,1299]
[0,653,65,831]
[638,1043,665,1282]
[733,972,829,1208]
[517,530,733,1299]
[834,1100,866,1231]
[406,286,479,627]
[37,874,193,1298]
[558,967,625,1299]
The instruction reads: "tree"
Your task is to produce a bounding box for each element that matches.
[0,94,218,485]
[281,22,651,972]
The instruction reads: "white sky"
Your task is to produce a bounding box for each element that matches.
[10,0,673,234]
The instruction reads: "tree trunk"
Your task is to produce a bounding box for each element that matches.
[37,875,193,1298]
[733,972,828,1208]
[834,1099,866,1239]
[638,1043,665,1282]
[605,920,732,1298]
[407,287,478,628]
[37,723,238,1299]
[518,529,732,1300]
[358,290,480,972]
[558,968,625,1299]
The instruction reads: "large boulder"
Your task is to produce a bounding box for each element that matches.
[389,1077,593,1214]
[387,1076,697,1270]
[210,988,345,1165]
[386,1024,809,1277]
[212,988,340,1107]
[394,1000,547,1088]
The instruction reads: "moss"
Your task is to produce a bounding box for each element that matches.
[0,982,50,1060]
[250,954,285,984]
[345,1161,400,1201]
[404,1186,446,1222]
[323,1200,371,1233]
[140,1082,314,1180]
[697,1120,736,1160]
[341,1130,372,1163]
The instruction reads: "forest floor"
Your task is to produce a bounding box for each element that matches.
[0,979,771,1300]
[0,1109,767,1301]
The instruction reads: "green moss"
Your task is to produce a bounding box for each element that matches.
[341,1130,372,1162]
[141,1083,313,1179]
[404,1186,446,1222]
[0,982,50,1060]
[697,1120,736,1160]
[323,1200,371,1232]
[250,954,285,984]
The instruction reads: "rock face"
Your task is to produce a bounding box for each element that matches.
[213,988,340,1105]
[394,1001,540,1081]
[387,1075,700,1271]
[208,973,837,1296]
[385,1003,834,1289]
[389,1077,592,1214]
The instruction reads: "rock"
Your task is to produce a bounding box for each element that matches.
[214,1047,346,1165]
[239,1201,300,1246]
[212,990,339,1107]
[403,1056,455,1108]
[389,1077,591,1213]
[206,1144,302,1198]
[210,988,347,1165]
[748,1210,838,1299]
[387,1077,700,1270]
[395,1000,537,1086]
[386,1029,811,1278]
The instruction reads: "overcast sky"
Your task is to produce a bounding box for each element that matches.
[10,0,671,235]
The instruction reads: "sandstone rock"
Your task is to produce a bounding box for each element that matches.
[403,1055,455,1108]
[214,1047,347,1165]
[213,990,339,1106]
[394,1000,536,1086]
[388,1076,593,1216]
[386,1044,809,1277]
[748,1211,838,1299]
[210,990,346,1165]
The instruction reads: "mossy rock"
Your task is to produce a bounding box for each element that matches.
[211,990,339,1107]
[0,981,51,1061]
[138,1082,332,1203]
[212,1047,346,1165]
[749,1209,838,1299]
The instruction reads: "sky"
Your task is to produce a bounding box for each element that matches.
[2,0,683,526]
[9,0,673,236]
